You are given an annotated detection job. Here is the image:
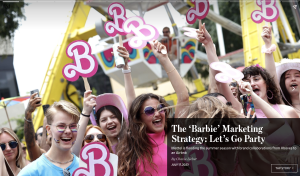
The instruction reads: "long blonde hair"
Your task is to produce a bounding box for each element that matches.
[0,127,26,169]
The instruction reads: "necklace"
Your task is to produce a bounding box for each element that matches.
[45,154,74,164]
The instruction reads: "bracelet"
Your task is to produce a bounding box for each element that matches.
[262,44,276,54]
[24,117,32,123]
[166,67,176,74]
[81,113,90,117]
[122,67,131,74]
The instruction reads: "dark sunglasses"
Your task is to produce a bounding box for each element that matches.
[0,141,18,151]
[143,104,166,116]
[163,31,170,33]
[229,82,237,87]
[84,134,106,143]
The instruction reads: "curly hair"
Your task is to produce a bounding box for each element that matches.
[238,66,281,104]
[117,93,171,176]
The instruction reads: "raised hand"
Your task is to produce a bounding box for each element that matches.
[150,39,169,64]
[117,46,129,66]
[261,25,272,47]
[196,23,213,45]
[25,93,42,114]
[82,90,97,115]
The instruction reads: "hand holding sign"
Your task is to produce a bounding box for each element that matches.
[251,0,279,23]
[186,0,209,24]
[210,62,244,83]
[73,142,116,176]
[122,16,159,49]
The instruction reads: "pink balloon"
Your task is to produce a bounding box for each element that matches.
[104,2,127,36]
[251,0,279,23]
[62,40,98,82]
[186,0,210,24]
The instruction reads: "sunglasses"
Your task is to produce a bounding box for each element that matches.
[84,134,106,143]
[229,82,237,87]
[37,132,43,136]
[143,103,166,116]
[0,141,18,151]
[163,31,170,33]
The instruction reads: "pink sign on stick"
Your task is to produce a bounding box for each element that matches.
[72,142,114,176]
[210,62,244,83]
[122,16,159,49]
[62,40,98,82]
[186,0,209,24]
[104,2,127,36]
[251,0,279,23]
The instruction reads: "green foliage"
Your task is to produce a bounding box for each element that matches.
[0,1,27,39]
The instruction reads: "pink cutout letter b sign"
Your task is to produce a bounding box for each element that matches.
[72,142,114,176]
[62,40,98,82]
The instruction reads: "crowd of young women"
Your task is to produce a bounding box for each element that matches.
[0,24,299,176]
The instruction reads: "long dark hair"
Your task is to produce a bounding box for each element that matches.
[238,66,281,104]
[117,93,171,176]
[280,71,292,105]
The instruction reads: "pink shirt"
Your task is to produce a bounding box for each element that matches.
[255,104,294,147]
[136,130,168,176]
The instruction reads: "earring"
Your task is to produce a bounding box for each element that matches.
[267,90,273,99]
[72,141,75,145]
[54,138,60,143]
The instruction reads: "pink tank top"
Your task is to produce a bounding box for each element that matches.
[255,104,294,147]
[136,130,168,176]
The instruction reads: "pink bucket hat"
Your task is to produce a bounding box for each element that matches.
[94,93,128,126]
[276,58,300,81]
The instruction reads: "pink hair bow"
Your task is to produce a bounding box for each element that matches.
[251,64,264,71]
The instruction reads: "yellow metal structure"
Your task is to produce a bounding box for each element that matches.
[240,0,283,67]
[33,2,92,130]
[276,2,300,59]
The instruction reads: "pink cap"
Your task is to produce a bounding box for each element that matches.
[95,93,128,125]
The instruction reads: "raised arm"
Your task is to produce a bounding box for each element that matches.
[117,46,136,110]
[197,23,242,112]
[239,81,285,136]
[39,116,50,152]
[71,90,96,157]
[24,93,43,161]
[150,40,189,118]
[262,25,280,89]
[208,68,218,93]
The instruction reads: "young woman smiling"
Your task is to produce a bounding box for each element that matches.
[117,40,189,176]
[0,128,25,175]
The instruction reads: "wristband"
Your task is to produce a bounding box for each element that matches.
[122,67,131,74]
[262,44,276,54]
[81,113,90,117]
